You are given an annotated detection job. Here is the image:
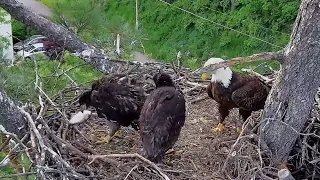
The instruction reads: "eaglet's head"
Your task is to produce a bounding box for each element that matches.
[153,72,175,88]
[78,91,92,107]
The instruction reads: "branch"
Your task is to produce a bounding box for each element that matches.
[241,68,275,85]
[0,88,27,139]
[19,108,46,166]
[0,0,191,76]
[195,50,285,74]
[89,153,170,180]
[0,0,126,73]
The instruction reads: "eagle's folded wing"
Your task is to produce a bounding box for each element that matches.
[231,82,268,111]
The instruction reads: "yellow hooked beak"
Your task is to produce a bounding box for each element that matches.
[202,73,209,81]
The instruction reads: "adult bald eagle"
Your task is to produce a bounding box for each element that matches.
[78,75,147,144]
[139,72,186,163]
[201,57,270,134]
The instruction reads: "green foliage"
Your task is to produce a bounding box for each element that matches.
[48,0,145,60]
[36,0,53,7]
[0,54,102,103]
[104,0,299,65]
[11,19,39,44]
[51,0,108,34]
[0,133,35,179]
[0,9,10,59]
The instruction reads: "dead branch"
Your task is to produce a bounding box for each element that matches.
[195,50,284,75]
[19,108,46,165]
[241,68,275,85]
[89,153,171,180]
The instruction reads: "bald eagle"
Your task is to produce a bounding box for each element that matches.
[201,57,270,134]
[78,76,147,144]
[139,72,186,163]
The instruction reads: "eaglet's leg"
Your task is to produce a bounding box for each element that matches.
[212,105,230,133]
[97,120,121,144]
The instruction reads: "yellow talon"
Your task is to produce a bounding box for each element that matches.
[236,127,242,134]
[201,73,209,81]
[96,135,112,144]
[114,131,123,138]
[102,135,112,144]
[211,123,224,133]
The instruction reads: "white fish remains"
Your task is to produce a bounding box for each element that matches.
[69,110,92,124]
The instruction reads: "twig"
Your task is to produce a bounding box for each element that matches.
[189,96,208,104]
[124,164,139,180]
[89,153,171,180]
[222,117,255,171]
[19,108,46,166]
[184,81,207,89]
[43,145,86,179]
[241,68,275,85]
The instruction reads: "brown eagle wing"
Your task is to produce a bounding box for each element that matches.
[139,87,186,162]
[231,81,269,111]
[206,83,214,99]
[90,83,143,127]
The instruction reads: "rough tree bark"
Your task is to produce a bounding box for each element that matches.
[259,0,320,165]
[0,88,27,138]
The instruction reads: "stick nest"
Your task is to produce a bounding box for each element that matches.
[1,61,320,180]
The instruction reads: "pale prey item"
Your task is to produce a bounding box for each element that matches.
[69,110,92,124]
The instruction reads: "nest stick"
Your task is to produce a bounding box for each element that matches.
[19,108,46,166]
[89,153,171,180]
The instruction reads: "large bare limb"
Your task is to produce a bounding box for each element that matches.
[195,50,285,74]
[0,0,130,74]
[0,88,27,139]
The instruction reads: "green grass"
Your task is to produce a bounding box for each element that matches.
[0,134,35,180]
[36,0,53,7]
[0,54,102,103]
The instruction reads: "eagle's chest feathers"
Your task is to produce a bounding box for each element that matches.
[210,67,234,103]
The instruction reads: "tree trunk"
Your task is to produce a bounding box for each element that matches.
[230,0,236,10]
[259,0,320,164]
[0,0,128,74]
[135,0,139,30]
[0,88,27,139]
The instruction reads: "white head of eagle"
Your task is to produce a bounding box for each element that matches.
[202,57,232,88]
